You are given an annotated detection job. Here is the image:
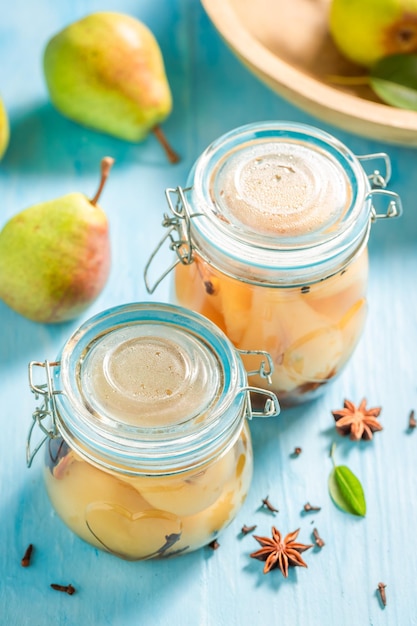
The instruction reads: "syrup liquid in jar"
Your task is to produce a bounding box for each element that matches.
[28,303,278,560]
[146,122,401,405]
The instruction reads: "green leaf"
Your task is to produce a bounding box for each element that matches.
[370,53,417,110]
[328,465,366,517]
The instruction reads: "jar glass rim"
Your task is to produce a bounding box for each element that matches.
[54,302,248,474]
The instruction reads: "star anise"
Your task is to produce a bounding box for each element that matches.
[332,398,382,441]
[250,527,312,577]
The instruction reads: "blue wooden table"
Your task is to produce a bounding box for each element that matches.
[1,1,416,625]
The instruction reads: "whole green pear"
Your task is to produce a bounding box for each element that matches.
[44,12,178,162]
[0,97,9,160]
[0,157,114,323]
[329,0,417,67]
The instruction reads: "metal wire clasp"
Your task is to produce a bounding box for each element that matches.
[357,152,392,188]
[237,349,274,385]
[237,349,281,419]
[27,360,61,468]
[144,186,201,294]
[356,153,403,221]
[369,189,403,220]
[242,387,281,419]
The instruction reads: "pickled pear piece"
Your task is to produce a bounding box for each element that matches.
[305,250,369,319]
[241,289,343,394]
[175,262,205,309]
[176,489,237,552]
[175,260,226,329]
[120,446,236,517]
[338,297,367,362]
[44,457,150,548]
[85,503,182,560]
[176,438,253,551]
[315,250,368,299]
[176,256,253,343]
[198,297,226,330]
[217,274,253,344]
[278,323,342,393]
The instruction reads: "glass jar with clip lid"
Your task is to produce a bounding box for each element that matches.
[26,302,279,560]
[144,121,403,405]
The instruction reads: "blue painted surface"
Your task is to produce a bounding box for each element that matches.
[1,1,416,625]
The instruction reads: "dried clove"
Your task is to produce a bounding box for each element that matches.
[409,410,416,429]
[21,544,33,567]
[312,528,325,548]
[204,281,216,295]
[241,524,257,535]
[50,583,76,595]
[303,502,321,513]
[208,539,220,550]
[262,496,279,513]
[377,582,387,607]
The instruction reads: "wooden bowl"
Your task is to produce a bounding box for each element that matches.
[201,0,417,146]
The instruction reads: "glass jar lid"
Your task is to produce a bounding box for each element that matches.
[187,121,372,285]
[52,303,248,474]
[80,323,221,429]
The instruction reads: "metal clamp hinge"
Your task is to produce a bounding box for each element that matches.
[237,349,274,385]
[242,387,281,419]
[236,349,280,418]
[368,189,403,221]
[355,153,402,220]
[144,186,201,294]
[357,152,392,188]
[27,360,61,468]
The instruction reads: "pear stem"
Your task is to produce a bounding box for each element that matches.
[153,125,180,164]
[91,156,115,206]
